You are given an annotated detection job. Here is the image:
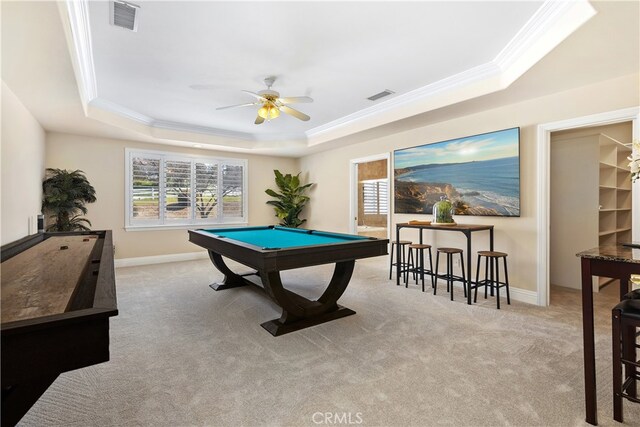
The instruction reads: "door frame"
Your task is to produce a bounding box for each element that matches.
[537,106,639,306]
[349,152,392,239]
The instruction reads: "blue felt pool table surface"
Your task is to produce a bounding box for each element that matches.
[200,226,370,250]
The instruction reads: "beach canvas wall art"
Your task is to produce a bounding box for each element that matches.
[394,128,520,217]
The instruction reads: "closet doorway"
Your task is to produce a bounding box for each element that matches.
[549,121,633,300]
[349,153,390,240]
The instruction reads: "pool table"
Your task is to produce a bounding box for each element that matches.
[188,226,388,336]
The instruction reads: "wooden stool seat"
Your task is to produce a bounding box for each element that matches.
[393,240,412,245]
[409,244,431,249]
[477,250,507,258]
[437,247,463,254]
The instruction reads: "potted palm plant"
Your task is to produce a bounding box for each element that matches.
[265,170,314,228]
[42,168,97,231]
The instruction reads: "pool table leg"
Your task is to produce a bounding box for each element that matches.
[259,260,357,336]
[207,251,254,291]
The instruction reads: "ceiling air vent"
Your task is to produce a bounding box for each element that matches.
[110,1,140,32]
[367,90,395,101]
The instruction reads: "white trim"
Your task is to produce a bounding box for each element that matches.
[349,153,391,240]
[63,0,595,152]
[115,251,208,268]
[58,0,97,112]
[536,107,640,307]
[124,222,248,232]
[429,282,537,305]
[308,62,501,139]
[508,287,538,306]
[124,148,249,229]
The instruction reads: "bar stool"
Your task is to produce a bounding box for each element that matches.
[474,250,511,309]
[389,240,412,283]
[434,248,466,301]
[406,243,435,292]
[612,298,640,422]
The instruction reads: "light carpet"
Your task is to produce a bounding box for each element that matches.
[19,256,640,426]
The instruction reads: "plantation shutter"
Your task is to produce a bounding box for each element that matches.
[222,164,244,218]
[131,156,160,221]
[164,160,192,220]
[126,149,247,228]
[378,181,388,214]
[195,162,218,220]
[363,180,388,215]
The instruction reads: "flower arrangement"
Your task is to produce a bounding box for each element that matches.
[629,140,640,183]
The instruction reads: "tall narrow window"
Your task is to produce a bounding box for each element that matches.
[362,179,388,215]
[131,156,160,221]
[126,149,247,229]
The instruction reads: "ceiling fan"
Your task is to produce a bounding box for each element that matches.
[215,77,313,125]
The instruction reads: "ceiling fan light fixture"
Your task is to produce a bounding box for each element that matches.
[258,104,280,120]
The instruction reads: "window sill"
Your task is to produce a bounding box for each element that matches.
[124,222,249,232]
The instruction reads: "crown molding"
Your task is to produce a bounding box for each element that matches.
[62,0,596,153]
[305,61,501,141]
[304,0,597,146]
[58,0,97,114]
[495,0,596,83]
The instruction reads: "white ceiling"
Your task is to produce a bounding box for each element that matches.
[88,1,541,137]
[2,1,638,156]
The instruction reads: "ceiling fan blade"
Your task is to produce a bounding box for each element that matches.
[280,105,310,121]
[279,96,313,104]
[216,102,259,110]
[242,90,267,101]
[255,115,265,125]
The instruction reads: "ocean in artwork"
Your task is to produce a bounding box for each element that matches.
[395,157,519,216]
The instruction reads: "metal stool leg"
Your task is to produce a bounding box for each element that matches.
[419,249,425,291]
[460,252,466,299]
[495,257,501,310]
[428,248,435,289]
[474,254,481,303]
[448,253,454,301]
[434,251,440,295]
[503,257,511,305]
[389,242,395,280]
[484,256,489,299]
[406,248,413,288]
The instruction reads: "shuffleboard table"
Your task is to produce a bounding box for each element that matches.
[189,226,388,336]
[1,231,118,426]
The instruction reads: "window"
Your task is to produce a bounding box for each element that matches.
[126,149,247,229]
[362,179,388,215]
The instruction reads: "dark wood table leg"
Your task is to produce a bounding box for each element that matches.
[396,225,402,286]
[581,257,598,426]
[466,232,472,305]
[207,251,253,290]
[260,260,356,336]
[489,228,494,251]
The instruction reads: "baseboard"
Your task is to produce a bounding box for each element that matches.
[115,251,208,268]
[507,287,538,305]
[432,282,539,305]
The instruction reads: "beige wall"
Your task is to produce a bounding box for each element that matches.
[549,134,599,290]
[299,73,640,293]
[1,81,46,245]
[45,133,298,259]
